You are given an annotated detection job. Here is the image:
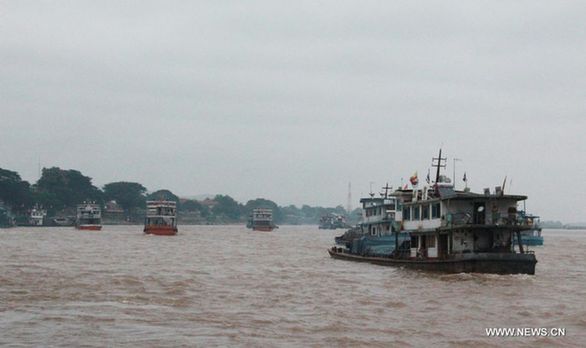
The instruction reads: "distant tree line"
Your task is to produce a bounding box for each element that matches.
[0,166,360,225]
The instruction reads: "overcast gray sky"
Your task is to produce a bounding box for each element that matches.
[1,1,585,221]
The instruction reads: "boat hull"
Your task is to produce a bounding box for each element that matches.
[514,236,544,246]
[77,225,102,231]
[328,249,537,275]
[144,225,178,236]
[252,226,274,232]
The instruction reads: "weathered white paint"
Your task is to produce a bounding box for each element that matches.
[451,230,474,253]
[403,218,441,231]
[427,247,438,258]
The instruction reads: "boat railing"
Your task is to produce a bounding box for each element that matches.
[447,212,472,226]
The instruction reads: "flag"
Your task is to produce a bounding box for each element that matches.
[409,171,418,186]
[426,169,430,184]
[463,172,467,182]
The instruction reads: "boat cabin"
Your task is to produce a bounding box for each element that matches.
[145,201,177,227]
[76,202,102,225]
[397,185,528,259]
[251,208,273,226]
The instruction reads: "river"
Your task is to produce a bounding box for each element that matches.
[1,226,584,347]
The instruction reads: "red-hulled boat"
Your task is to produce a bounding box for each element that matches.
[76,202,102,231]
[144,200,178,236]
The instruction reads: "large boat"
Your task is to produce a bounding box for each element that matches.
[319,213,349,230]
[144,200,178,236]
[76,202,102,230]
[247,208,277,231]
[329,150,538,275]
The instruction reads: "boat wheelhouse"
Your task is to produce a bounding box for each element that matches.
[247,208,277,231]
[144,200,178,235]
[76,202,102,230]
[359,194,400,237]
[329,150,538,275]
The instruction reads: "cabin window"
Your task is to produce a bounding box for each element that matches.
[403,206,411,220]
[431,203,441,219]
[428,235,436,248]
[413,206,420,220]
[410,235,417,247]
[422,204,430,220]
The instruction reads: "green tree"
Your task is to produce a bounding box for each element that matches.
[103,182,147,213]
[180,199,209,217]
[34,167,102,210]
[0,168,32,212]
[147,189,179,203]
[212,194,242,220]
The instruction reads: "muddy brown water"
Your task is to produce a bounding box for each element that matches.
[1,226,584,347]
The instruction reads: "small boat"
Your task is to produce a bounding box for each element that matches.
[247,208,277,232]
[76,202,102,230]
[144,200,178,236]
[53,216,75,226]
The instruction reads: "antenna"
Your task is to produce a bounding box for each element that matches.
[452,158,462,189]
[381,182,392,198]
[369,181,375,197]
[432,149,447,184]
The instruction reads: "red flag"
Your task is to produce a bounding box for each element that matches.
[409,171,419,186]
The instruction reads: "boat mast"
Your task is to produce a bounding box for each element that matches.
[381,183,392,198]
[432,149,447,184]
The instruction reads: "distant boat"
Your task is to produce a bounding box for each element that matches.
[29,206,47,226]
[247,208,277,232]
[52,216,75,226]
[76,202,102,231]
[144,200,178,236]
[319,213,349,230]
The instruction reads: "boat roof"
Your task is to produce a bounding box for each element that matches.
[146,200,176,206]
[359,196,396,203]
[399,188,527,205]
